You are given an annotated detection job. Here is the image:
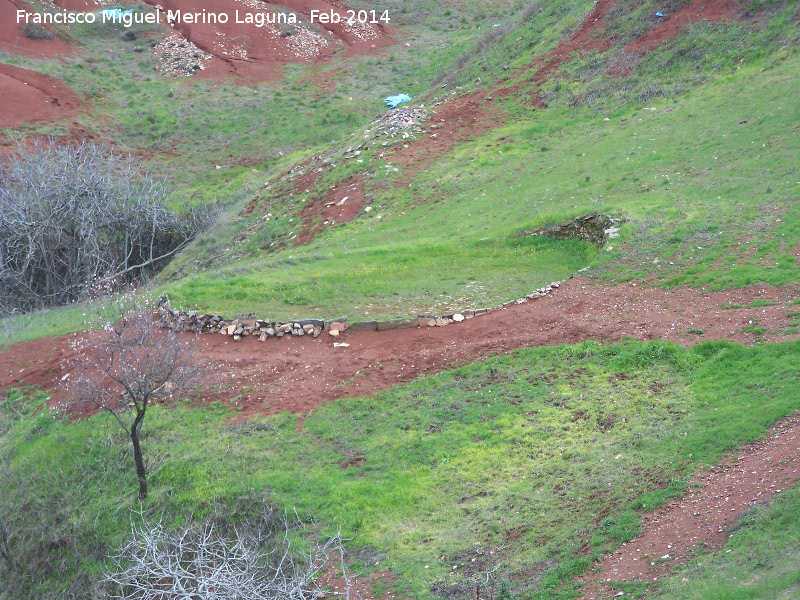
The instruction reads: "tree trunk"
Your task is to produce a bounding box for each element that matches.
[130,427,148,501]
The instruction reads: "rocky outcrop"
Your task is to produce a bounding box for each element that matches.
[517,212,622,246]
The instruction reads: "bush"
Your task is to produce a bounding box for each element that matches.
[21,23,54,41]
[0,140,215,316]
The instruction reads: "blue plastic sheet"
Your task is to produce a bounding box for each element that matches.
[102,8,134,20]
[383,94,412,109]
[655,11,666,16]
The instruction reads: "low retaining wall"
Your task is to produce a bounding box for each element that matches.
[157,280,565,341]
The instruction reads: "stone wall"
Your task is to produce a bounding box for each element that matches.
[156,279,566,341]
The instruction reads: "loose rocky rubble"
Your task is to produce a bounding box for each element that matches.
[276,24,328,60]
[156,280,565,340]
[373,105,428,139]
[516,211,622,247]
[154,34,213,76]
[343,19,379,41]
[341,105,429,159]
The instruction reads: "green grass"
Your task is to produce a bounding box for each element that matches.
[1,0,798,337]
[2,339,799,598]
[164,235,595,319]
[2,4,800,600]
[159,47,800,318]
[652,482,800,600]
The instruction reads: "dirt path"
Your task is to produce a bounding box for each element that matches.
[577,414,800,599]
[2,279,798,418]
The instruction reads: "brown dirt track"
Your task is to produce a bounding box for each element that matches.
[578,414,800,599]
[2,280,798,597]
[3,279,799,418]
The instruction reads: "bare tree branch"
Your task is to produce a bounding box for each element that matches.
[67,299,199,500]
[0,139,217,316]
[105,510,352,600]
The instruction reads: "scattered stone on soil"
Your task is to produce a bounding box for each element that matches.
[154,34,212,76]
[155,279,566,338]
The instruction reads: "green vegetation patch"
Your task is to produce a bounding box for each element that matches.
[652,482,800,600]
[2,339,799,598]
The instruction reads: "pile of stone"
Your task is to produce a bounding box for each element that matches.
[154,34,212,77]
[156,279,566,341]
[279,24,328,60]
[156,303,330,341]
[516,212,622,247]
[344,19,378,41]
[373,105,428,139]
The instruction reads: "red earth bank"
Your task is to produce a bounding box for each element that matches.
[3,279,798,421]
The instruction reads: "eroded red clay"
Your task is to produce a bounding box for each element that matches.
[3,279,798,421]
[0,62,86,129]
[293,175,366,246]
[578,414,800,599]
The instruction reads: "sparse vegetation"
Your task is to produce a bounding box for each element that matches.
[1,0,799,598]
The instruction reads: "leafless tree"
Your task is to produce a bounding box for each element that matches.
[0,139,215,316]
[105,511,352,600]
[68,300,199,500]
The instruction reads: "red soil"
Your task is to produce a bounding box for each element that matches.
[626,0,739,55]
[0,62,86,129]
[578,413,800,599]
[293,175,365,246]
[140,0,393,81]
[0,0,78,58]
[388,90,507,178]
[0,1,91,130]
[2,283,798,596]
[3,279,798,420]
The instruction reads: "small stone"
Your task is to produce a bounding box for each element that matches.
[226,325,236,335]
[233,335,241,341]
[452,313,464,322]
[329,329,340,337]
[266,328,276,336]
[428,319,436,327]
[259,332,268,342]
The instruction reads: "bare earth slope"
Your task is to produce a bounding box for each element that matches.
[2,279,798,417]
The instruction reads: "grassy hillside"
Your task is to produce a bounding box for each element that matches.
[161,52,800,320]
[2,340,799,599]
[1,0,800,598]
